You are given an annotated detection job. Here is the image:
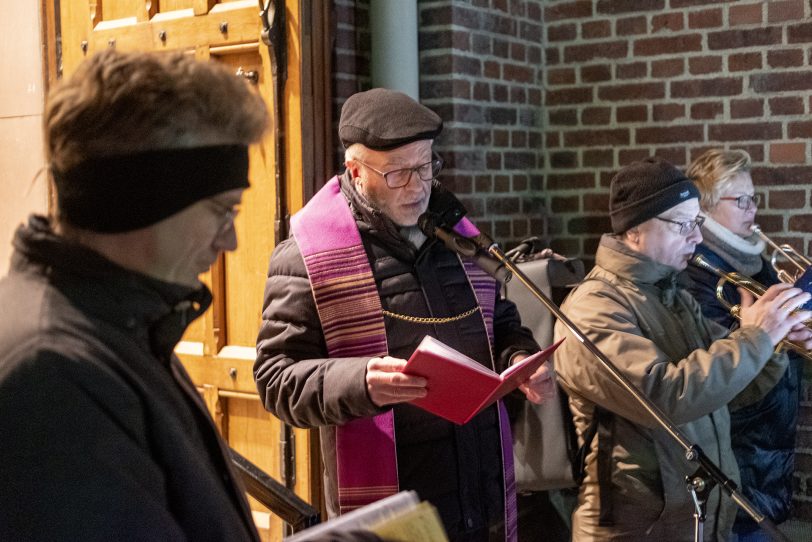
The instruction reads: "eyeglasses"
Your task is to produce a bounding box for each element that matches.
[654,215,705,236]
[355,154,444,189]
[718,194,760,211]
[209,200,240,236]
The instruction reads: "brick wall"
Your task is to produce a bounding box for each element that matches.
[331,0,371,168]
[418,0,546,245]
[544,0,812,522]
[543,0,812,268]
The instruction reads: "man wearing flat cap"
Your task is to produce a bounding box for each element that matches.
[0,50,267,540]
[552,158,812,540]
[255,88,551,541]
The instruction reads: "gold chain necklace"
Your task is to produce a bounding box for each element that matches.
[381,306,480,325]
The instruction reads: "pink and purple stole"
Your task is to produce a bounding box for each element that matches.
[291,177,516,541]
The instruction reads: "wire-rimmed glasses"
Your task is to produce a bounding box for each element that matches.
[355,154,443,189]
[654,215,705,236]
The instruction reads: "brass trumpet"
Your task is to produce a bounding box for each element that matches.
[751,224,812,284]
[690,254,812,362]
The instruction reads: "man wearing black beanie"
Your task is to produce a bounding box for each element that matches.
[552,158,812,540]
[255,88,549,541]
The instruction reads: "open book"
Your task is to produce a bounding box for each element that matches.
[402,336,564,425]
[284,490,448,542]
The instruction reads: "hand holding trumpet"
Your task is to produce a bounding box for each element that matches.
[739,283,812,349]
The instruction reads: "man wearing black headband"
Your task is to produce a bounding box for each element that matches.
[0,50,267,540]
[255,88,550,541]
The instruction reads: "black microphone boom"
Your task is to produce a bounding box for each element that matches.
[418,212,511,283]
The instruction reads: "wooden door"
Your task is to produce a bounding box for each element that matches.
[53,1,327,539]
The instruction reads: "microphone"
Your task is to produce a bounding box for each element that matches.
[418,212,511,283]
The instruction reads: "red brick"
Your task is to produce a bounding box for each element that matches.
[767,0,804,23]
[564,41,628,63]
[581,20,611,39]
[770,142,807,164]
[546,132,561,148]
[652,103,685,122]
[767,48,804,68]
[619,148,650,165]
[547,68,576,86]
[790,214,812,231]
[552,195,580,213]
[563,129,630,147]
[484,60,500,78]
[548,172,596,190]
[671,77,742,98]
[688,56,723,75]
[728,52,762,71]
[616,105,648,123]
[769,96,804,115]
[583,149,614,168]
[582,107,612,125]
[550,151,578,169]
[708,28,782,50]
[730,98,764,119]
[617,62,647,79]
[787,22,812,44]
[752,71,812,93]
[544,1,593,22]
[729,3,763,26]
[583,193,611,213]
[634,34,702,56]
[652,13,684,33]
[546,47,560,65]
[691,102,723,120]
[637,125,704,144]
[688,8,723,29]
[503,63,533,83]
[546,87,593,106]
[708,122,782,142]
[651,58,685,78]
[569,216,612,235]
[510,43,526,62]
[736,144,765,162]
[616,16,647,36]
[769,190,807,209]
[581,64,612,83]
[548,23,577,42]
[789,120,812,138]
[654,147,687,166]
[597,0,665,14]
[597,82,665,102]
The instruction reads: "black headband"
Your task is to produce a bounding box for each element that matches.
[53,144,249,233]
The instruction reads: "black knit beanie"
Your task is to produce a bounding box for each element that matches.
[339,88,442,150]
[609,158,700,234]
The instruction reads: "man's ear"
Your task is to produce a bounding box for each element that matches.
[345,160,360,179]
[625,227,640,245]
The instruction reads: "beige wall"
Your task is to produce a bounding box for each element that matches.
[0,3,48,276]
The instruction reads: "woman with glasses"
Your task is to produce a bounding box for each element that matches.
[684,149,803,542]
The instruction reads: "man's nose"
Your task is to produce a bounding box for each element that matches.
[215,222,239,252]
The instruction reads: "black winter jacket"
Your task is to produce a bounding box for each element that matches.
[0,216,259,541]
[683,242,802,532]
[255,175,538,540]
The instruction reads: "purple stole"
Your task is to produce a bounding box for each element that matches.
[291,177,516,541]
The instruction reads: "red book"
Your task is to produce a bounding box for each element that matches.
[402,336,564,425]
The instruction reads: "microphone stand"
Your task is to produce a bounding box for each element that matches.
[476,233,787,542]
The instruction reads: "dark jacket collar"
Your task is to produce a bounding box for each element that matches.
[12,215,212,360]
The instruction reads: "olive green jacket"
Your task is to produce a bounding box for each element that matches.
[554,234,785,541]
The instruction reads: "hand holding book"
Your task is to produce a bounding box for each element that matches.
[401,336,564,425]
